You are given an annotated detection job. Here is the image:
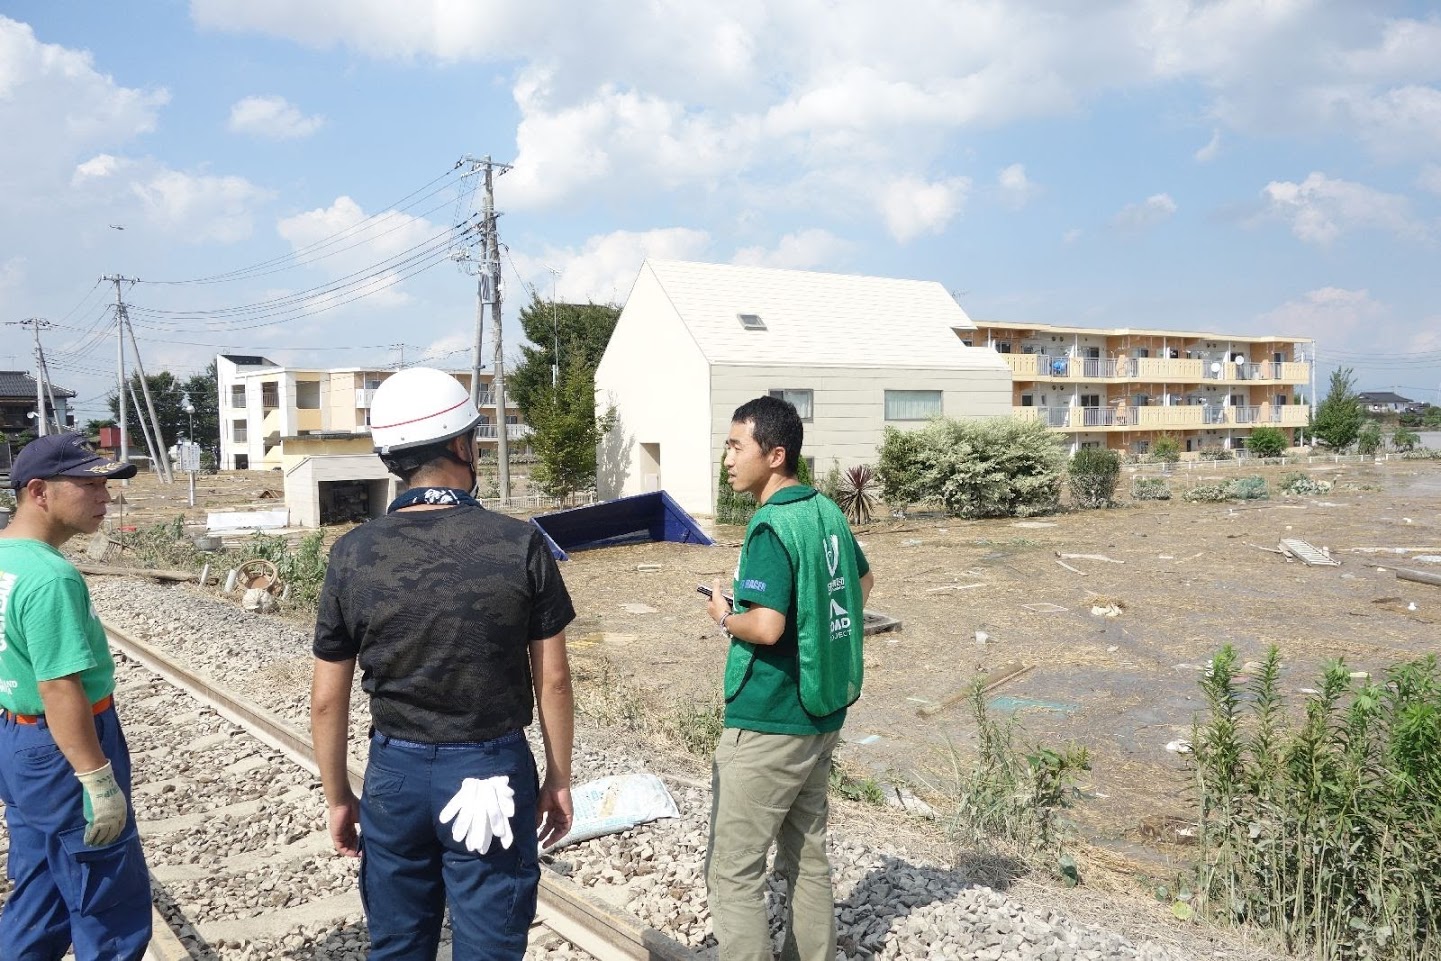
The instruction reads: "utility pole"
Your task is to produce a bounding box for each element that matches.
[104,276,131,465]
[546,265,561,389]
[453,154,512,501]
[30,319,49,435]
[105,275,172,482]
[124,319,174,483]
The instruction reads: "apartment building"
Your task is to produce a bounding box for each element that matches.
[216,355,529,470]
[965,322,1314,455]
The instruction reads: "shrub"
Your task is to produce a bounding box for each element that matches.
[1393,427,1420,452]
[1357,421,1383,456]
[1150,434,1181,464]
[1189,647,1441,960]
[1183,482,1231,503]
[875,417,1066,519]
[234,530,329,608]
[1132,477,1171,500]
[818,459,843,502]
[716,448,756,525]
[1068,448,1121,508]
[1227,476,1268,500]
[1198,447,1234,461]
[833,464,879,524]
[1245,426,1288,459]
[1280,472,1333,495]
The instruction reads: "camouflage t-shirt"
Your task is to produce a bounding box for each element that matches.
[313,505,575,743]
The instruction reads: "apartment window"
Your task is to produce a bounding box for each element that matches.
[1080,394,1101,408]
[884,389,942,421]
[230,385,246,408]
[1080,441,1101,449]
[232,420,247,442]
[1136,348,1150,358]
[767,389,814,421]
[1020,394,1035,407]
[261,383,279,408]
[295,381,321,410]
[994,341,1012,353]
[960,339,974,347]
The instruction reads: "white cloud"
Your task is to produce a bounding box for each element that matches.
[228,95,324,139]
[1259,172,1425,246]
[733,229,851,270]
[276,196,446,308]
[1256,287,1384,348]
[0,256,24,293]
[0,16,169,194]
[878,176,969,243]
[66,154,272,243]
[1194,129,1221,163]
[1062,227,1083,245]
[1110,193,1177,232]
[508,228,712,305]
[996,164,1036,209]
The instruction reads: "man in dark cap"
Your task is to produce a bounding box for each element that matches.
[0,433,151,959]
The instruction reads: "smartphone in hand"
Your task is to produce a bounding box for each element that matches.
[696,584,735,608]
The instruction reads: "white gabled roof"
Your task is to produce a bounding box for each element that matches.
[641,260,1006,371]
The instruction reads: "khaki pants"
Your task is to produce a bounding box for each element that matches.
[705,727,841,961]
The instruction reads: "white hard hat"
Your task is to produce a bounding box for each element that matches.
[369,368,483,454]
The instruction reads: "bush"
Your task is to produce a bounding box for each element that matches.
[818,459,843,502]
[1393,427,1420,452]
[1068,448,1121,508]
[1150,434,1181,464]
[1184,482,1232,503]
[1280,472,1333,495]
[1189,647,1441,960]
[1132,477,1171,500]
[716,448,815,526]
[1198,447,1234,461]
[1227,475,1268,500]
[1357,421,1383,456]
[876,417,1066,519]
[1245,426,1288,459]
[233,530,329,608]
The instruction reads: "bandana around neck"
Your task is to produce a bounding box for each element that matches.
[387,487,482,513]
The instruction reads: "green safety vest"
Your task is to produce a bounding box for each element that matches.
[725,488,865,717]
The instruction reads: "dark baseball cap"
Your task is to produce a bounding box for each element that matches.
[9,433,138,489]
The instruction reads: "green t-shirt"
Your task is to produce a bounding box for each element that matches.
[725,486,870,735]
[0,538,115,716]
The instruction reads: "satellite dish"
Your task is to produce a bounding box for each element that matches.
[1236,355,1247,365]
[1210,362,1222,373]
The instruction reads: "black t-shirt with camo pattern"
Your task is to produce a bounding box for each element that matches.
[313,505,575,743]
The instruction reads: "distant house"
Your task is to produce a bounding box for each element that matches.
[593,260,1012,517]
[1358,391,1414,413]
[0,370,75,435]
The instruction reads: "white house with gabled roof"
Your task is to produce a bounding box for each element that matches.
[594,260,1012,516]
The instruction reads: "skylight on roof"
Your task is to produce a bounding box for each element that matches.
[737,312,766,331]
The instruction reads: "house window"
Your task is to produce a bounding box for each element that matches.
[295,381,321,410]
[884,390,942,421]
[767,389,814,421]
[994,341,1012,353]
[737,313,766,331]
[230,385,246,408]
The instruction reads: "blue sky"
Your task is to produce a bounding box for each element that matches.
[2,1,1439,421]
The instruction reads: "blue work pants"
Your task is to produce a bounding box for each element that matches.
[0,705,151,961]
[359,729,541,960]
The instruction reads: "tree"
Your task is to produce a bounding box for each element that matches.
[1309,368,1365,451]
[509,295,621,421]
[1356,422,1382,455]
[104,362,219,455]
[1245,426,1288,459]
[1393,426,1420,452]
[527,352,617,501]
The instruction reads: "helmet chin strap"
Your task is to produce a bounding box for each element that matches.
[443,434,480,499]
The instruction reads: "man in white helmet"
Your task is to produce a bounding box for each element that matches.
[310,367,576,960]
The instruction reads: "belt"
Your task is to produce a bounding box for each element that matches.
[0,693,114,726]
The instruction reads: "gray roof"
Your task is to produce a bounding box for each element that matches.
[1358,391,1413,405]
[0,371,75,400]
[220,354,276,367]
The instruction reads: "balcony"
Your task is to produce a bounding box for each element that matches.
[1003,352,1311,386]
[1013,404,1308,431]
[476,423,533,441]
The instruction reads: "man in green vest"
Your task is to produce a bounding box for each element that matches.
[702,396,874,961]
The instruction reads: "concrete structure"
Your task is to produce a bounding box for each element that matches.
[280,433,398,528]
[595,260,1012,516]
[217,356,529,471]
[967,321,1314,455]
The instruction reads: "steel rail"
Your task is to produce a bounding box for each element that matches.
[106,623,696,961]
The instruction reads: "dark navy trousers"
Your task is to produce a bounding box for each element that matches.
[360,729,541,960]
[0,705,151,961]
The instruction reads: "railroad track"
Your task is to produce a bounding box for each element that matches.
[0,624,697,960]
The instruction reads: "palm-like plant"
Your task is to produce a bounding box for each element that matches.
[834,464,878,524]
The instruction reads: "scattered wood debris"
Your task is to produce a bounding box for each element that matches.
[918,662,1033,718]
[1278,539,1340,566]
[1057,552,1124,564]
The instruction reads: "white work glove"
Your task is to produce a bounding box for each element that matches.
[76,761,128,847]
[439,775,515,854]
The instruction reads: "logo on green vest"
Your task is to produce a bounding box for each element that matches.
[829,597,851,635]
